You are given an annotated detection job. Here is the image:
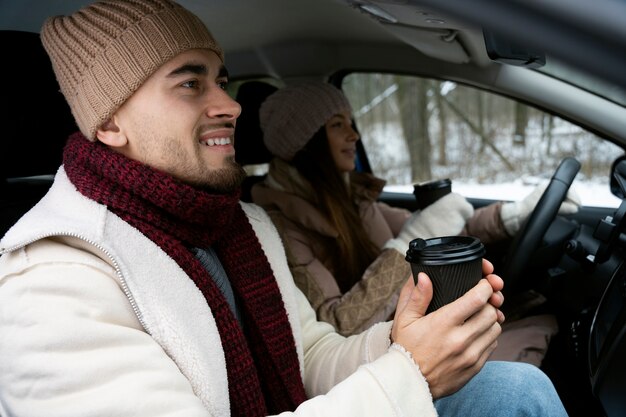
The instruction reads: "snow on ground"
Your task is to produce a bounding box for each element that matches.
[385,180,622,208]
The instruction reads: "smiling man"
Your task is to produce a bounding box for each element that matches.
[97,50,246,190]
[0,0,567,416]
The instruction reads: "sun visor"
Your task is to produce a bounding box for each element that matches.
[380,23,470,64]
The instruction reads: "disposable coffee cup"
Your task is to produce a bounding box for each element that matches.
[405,236,485,314]
[413,178,452,210]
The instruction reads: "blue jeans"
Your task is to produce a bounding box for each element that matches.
[434,361,568,416]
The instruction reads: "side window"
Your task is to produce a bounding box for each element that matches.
[342,73,623,208]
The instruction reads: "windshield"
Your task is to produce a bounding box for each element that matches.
[343,72,623,209]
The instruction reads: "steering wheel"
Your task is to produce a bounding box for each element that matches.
[501,157,581,297]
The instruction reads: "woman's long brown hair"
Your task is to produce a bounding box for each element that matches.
[291,126,380,293]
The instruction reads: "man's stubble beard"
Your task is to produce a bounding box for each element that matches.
[136,134,247,193]
[195,155,247,193]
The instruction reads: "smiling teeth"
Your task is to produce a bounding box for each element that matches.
[205,137,231,146]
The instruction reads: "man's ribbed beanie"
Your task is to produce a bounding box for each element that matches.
[259,82,353,161]
[41,0,223,140]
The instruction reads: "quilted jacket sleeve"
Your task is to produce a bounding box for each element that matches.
[277,216,411,336]
[462,202,509,244]
[373,201,411,237]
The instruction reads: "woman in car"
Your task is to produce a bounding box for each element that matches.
[251,81,576,363]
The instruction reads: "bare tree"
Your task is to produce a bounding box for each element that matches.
[513,102,528,146]
[434,82,447,166]
[543,114,554,154]
[395,76,431,182]
[442,95,515,171]
[476,89,485,152]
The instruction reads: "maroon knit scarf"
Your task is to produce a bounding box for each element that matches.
[62,133,306,416]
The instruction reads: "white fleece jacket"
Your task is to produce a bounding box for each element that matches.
[0,167,436,417]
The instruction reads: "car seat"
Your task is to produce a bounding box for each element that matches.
[0,30,78,236]
[233,80,278,202]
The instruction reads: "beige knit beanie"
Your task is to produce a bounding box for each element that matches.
[41,0,223,140]
[259,82,353,161]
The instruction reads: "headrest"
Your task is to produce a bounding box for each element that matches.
[1,30,78,180]
[234,81,278,166]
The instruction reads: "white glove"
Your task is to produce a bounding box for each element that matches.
[384,192,474,254]
[500,182,581,236]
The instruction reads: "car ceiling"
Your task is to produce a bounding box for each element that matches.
[0,0,488,74]
[5,0,625,82]
[2,0,625,145]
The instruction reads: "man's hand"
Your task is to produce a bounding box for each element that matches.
[391,258,504,399]
[482,258,505,322]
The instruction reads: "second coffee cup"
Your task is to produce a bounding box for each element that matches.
[412,178,452,210]
[405,235,485,314]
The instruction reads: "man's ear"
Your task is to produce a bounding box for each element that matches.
[96,117,128,148]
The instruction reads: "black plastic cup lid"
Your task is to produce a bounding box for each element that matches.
[413,178,451,192]
[405,236,485,265]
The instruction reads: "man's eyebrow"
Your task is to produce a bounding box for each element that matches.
[168,63,207,77]
[167,63,230,79]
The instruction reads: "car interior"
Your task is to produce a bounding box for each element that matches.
[0,30,77,236]
[1,1,625,416]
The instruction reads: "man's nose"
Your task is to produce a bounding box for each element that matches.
[206,87,241,120]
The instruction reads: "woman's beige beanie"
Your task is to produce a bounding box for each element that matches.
[41,0,223,140]
[259,82,353,161]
